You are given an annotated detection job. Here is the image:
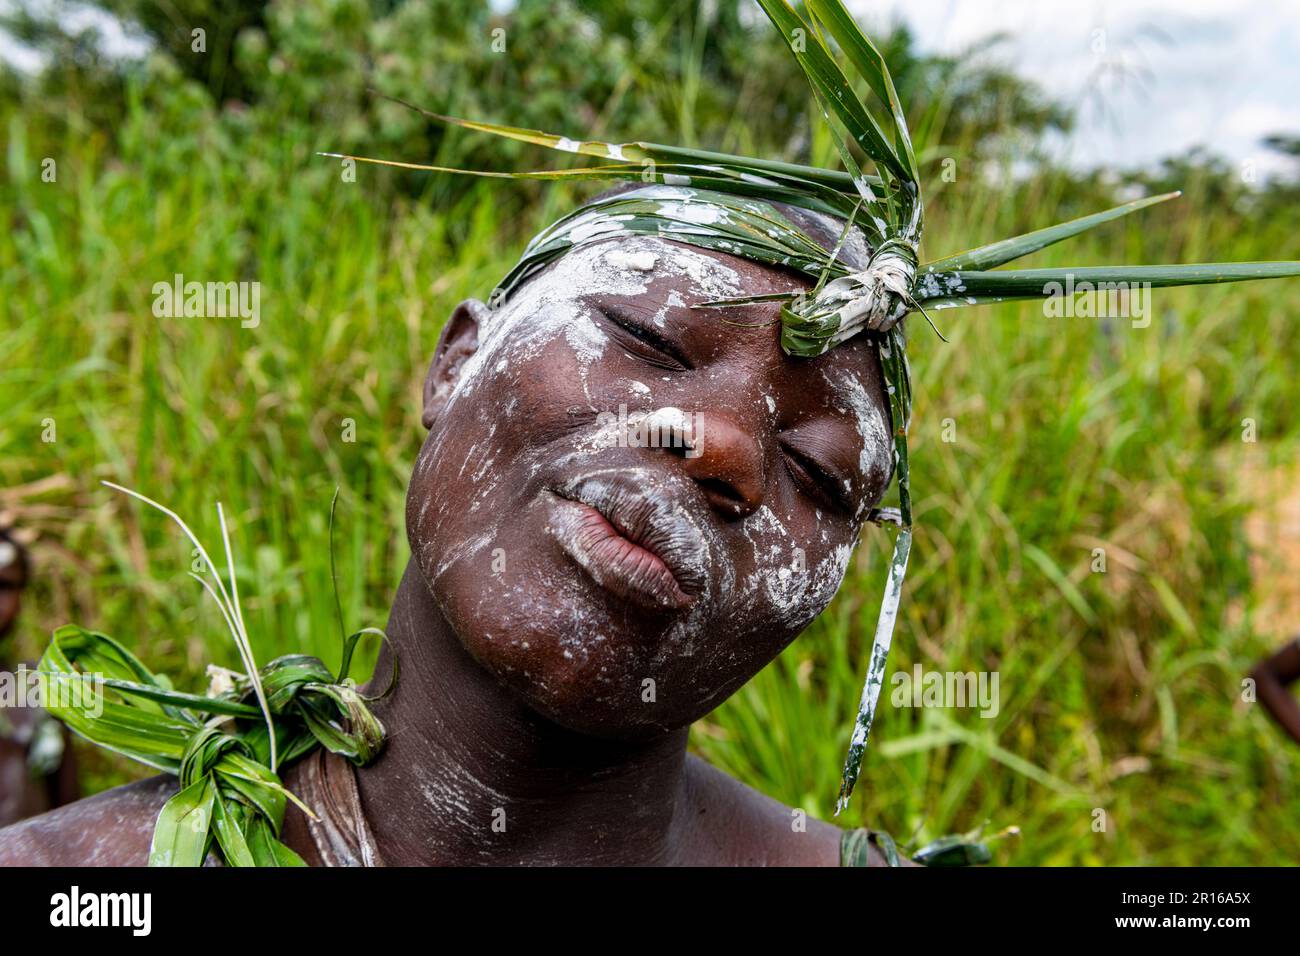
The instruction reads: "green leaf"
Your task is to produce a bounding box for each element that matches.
[924,192,1181,272]
[753,0,895,227]
[95,676,261,718]
[246,816,308,867]
[149,775,215,867]
[915,261,1300,308]
[210,795,257,868]
[353,91,881,196]
[807,0,918,181]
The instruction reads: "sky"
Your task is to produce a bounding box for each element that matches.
[852,0,1300,177]
[2,0,1297,177]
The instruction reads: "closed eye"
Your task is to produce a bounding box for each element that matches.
[782,444,853,514]
[596,307,692,371]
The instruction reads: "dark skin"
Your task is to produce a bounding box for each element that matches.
[0,238,898,865]
[0,537,79,828]
[0,551,21,639]
[1251,639,1300,746]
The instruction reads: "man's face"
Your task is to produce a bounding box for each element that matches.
[407,236,894,738]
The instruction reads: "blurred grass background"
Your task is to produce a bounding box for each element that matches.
[2,0,1298,864]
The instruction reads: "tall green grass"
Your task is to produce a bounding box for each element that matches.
[3,69,1298,865]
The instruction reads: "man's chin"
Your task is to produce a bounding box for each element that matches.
[460,637,698,741]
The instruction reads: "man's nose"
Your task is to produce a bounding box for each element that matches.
[667,410,766,520]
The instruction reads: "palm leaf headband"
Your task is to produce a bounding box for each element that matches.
[327,0,1300,812]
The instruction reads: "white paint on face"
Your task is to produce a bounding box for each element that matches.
[604,250,657,272]
[643,406,692,438]
[652,290,686,329]
[450,236,743,416]
[653,199,727,226]
[422,237,751,645]
[542,465,729,665]
[823,367,891,518]
[419,232,866,686]
[658,245,743,300]
[447,242,644,411]
[738,505,855,630]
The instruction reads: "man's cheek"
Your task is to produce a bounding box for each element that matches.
[739,531,853,630]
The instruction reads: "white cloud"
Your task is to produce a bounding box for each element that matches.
[850,0,1300,173]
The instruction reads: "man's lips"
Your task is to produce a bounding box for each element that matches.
[545,478,707,613]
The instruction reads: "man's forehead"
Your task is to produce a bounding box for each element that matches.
[503,235,880,382]
[526,235,806,304]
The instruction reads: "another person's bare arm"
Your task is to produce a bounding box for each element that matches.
[1251,638,1300,746]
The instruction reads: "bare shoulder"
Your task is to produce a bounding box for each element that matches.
[677,754,853,866]
[0,774,176,866]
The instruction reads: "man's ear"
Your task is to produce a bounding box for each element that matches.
[422,298,488,429]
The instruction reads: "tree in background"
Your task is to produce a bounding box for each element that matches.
[2,0,1075,203]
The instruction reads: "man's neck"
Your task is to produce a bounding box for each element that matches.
[354,562,693,865]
